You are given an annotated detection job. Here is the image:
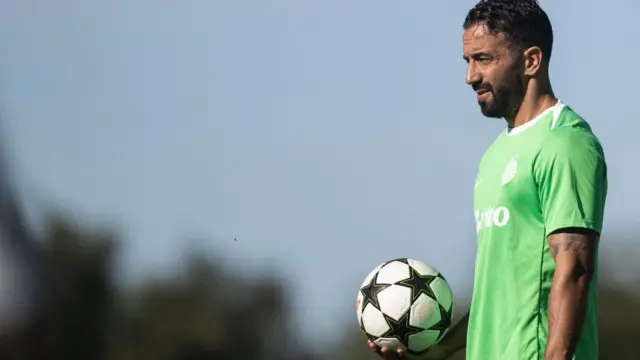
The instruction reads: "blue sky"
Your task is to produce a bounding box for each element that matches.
[1,0,639,348]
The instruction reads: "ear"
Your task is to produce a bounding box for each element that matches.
[523,46,543,76]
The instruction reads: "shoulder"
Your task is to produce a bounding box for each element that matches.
[537,107,605,159]
[540,128,603,155]
[532,128,606,182]
[531,112,607,183]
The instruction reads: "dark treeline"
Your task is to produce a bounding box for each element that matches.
[32,213,640,360]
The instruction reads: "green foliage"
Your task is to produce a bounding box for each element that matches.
[32,214,640,359]
[36,214,310,360]
[39,215,118,359]
[597,283,640,359]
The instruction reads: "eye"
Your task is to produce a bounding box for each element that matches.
[476,56,493,65]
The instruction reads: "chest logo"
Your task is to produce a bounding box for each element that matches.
[501,157,518,185]
[475,206,510,233]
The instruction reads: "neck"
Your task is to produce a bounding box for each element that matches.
[506,83,557,128]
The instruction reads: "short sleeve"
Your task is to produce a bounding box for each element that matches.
[533,129,607,237]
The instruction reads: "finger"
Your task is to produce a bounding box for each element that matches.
[368,340,382,354]
[379,346,407,359]
[380,346,398,359]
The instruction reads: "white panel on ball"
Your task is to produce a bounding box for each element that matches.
[377,284,412,321]
[429,277,453,311]
[361,304,390,337]
[409,294,442,329]
[408,330,441,353]
[360,264,383,287]
[374,337,403,351]
[407,259,439,276]
[356,291,364,326]
[376,261,410,284]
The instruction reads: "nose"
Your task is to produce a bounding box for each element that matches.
[466,62,481,86]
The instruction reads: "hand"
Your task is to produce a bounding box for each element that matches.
[368,340,405,359]
[368,339,449,360]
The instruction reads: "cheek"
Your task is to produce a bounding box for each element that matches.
[505,71,525,90]
[492,66,520,89]
[481,68,501,88]
[504,62,525,84]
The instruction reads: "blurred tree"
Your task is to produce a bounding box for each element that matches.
[597,282,640,358]
[32,212,313,360]
[110,252,294,360]
[39,213,118,360]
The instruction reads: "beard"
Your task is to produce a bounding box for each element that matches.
[476,74,524,119]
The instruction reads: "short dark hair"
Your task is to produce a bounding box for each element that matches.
[463,0,554,63]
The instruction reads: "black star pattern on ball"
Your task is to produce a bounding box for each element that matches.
[360,272,390,311]
[381,258,409,268]
[431,303,453,341]
[397,266,438,302]
[381,311,424,347]
[364,331,378,342]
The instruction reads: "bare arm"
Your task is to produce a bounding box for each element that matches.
[425,312,469,359]
[441,312,469,357]
[544,228,598,360]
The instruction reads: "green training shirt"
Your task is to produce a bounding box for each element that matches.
[466,102,607,360]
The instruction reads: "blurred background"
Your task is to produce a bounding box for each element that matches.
[0,0,639,359]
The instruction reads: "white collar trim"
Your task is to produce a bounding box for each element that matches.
[506,100,565,136]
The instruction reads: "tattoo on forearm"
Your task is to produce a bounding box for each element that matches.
[547,229,596,259]
[549,235,589,257]
[545,229,598,359]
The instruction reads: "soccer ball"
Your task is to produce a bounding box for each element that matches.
[356,258,453,356]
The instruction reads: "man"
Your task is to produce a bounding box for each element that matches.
[369,0,607,359]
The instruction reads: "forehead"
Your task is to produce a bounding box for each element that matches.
[462,24,508,55]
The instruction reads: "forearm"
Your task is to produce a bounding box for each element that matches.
[435,313,469,358]
[544,272,591,360]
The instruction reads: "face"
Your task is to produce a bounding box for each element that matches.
[462,24,525,119]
